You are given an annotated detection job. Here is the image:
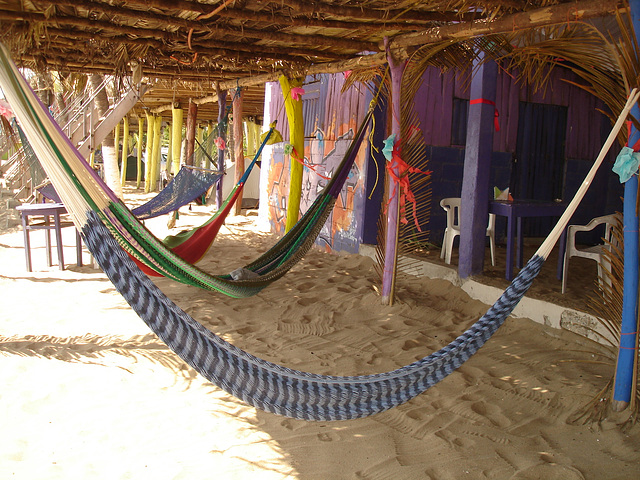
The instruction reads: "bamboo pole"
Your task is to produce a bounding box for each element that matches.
[144,112,154,193]
[171,105,183,175]
[233,88,244,216]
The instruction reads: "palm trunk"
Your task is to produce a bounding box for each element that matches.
[89,74,122,198]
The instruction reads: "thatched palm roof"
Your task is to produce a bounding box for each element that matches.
[0,0,625,121]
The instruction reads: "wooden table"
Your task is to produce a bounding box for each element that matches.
[489,199,567,281]
[15,203,82,272]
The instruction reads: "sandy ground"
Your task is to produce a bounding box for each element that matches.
[0,189,639,479]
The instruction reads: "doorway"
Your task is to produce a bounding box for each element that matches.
[511,101,568,236]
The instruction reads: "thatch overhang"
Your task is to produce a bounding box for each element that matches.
[0,0,627,123]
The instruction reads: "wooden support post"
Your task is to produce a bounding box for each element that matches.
[216,84,228,208]
[233,88,245,216]
[185,100,198,166]
[144,112,154,193]
[171,103,183,175]
[150,116,162,190]
[459,54,498,278]
[195,126,204,168]
[381,49,405,305]
[166,122,173,174]
[279,75,305,232]
[120,116,129,186]
[113,121,120,174]
[136,116,144,188]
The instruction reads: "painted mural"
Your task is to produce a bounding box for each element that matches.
[263,74,370,254]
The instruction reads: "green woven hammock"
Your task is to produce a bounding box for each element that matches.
[0,41,375,298]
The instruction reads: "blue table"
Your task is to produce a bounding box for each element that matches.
[489,199,567,281]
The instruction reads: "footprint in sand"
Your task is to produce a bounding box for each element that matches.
[317,431,341,442]
[510,463,585,479]
[297,297,318,307]
[234,325,257,335]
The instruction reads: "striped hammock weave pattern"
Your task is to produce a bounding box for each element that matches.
[84,210,543,421]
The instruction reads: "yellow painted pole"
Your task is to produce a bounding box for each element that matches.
[171,105,183,175]
[136,116,144,188]
[144,112,154,193]
[245,119,256,157]
[150,115,162,191]
[166,122,173,174]
[279,75,305,232]
[120,116,130,186]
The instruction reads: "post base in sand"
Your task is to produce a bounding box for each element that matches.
[611,400,629,412]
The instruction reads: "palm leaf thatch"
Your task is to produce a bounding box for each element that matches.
[496,15,640,428]
[563,215,639,430]
[492,14,638,146]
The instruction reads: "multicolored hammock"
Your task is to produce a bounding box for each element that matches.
[0,42,371,295]
[1,42,636,420]
[130,129,277,276]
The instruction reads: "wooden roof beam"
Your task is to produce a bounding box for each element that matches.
[214,7,431,32]
[41,0,434,32]
[0,9,378,52]
[9,23,347,65]
[388,0,625,50]
[277,0,479,23]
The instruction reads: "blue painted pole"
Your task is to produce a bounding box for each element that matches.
[613,0,640,410]
[459,53,498,278]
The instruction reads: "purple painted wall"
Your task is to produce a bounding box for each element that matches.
[417,66,606,159]
[261,66,622,254]
[418,65,622,245]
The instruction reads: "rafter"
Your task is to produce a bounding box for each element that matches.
[40,0,434,32]
[276,0,475,23]
[7,23,348,64]
[0,9,378,52]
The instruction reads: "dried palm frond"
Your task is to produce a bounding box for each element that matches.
[493,13,639,145]
[567,215,640,430]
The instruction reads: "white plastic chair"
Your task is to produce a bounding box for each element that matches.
[562,213,619,294]
[439,197,496,266]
